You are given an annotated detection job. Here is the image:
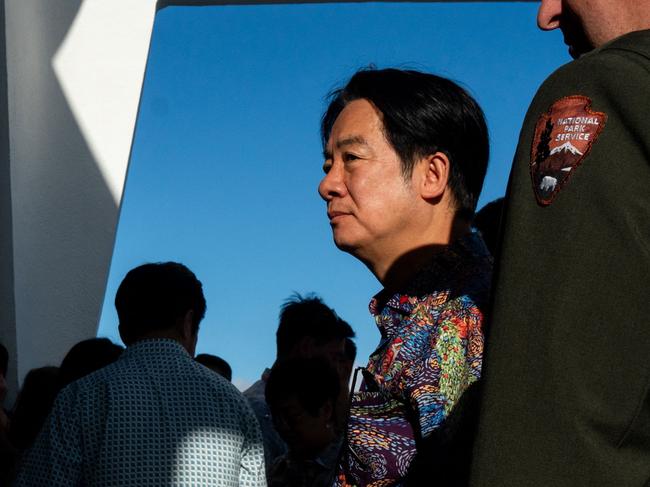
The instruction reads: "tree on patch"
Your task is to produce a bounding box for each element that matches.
[534,118,554,166]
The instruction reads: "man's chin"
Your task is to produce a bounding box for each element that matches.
[568,45,589,59]
[334,239,356,254]
[333,235,361,256]
[565,36,594,59]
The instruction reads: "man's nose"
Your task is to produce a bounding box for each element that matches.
[318,163,346,201]
[537,0,562,31]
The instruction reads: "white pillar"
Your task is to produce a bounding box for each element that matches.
[0,0,156,405]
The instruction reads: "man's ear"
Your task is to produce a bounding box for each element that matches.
[181,310,194,339]
[181,309,198,356]
[118,323,131,345]
[321,399,334,422]
[417,151,451,200]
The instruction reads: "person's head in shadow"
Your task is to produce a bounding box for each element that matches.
[58,338,124,390]
[319,67,489,290]
[472,197,505,257]
[276,293,355,371]
[9,366,60,451]
[116,262,207,355]
[265,357,340,461]
[276,294,355,433]
[195,354,232,382]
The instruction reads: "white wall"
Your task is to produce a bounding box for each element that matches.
[1,0,156,404]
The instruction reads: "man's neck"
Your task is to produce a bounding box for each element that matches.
[593,8,650,51]
[371,219,472,292]
[130,329,195,356]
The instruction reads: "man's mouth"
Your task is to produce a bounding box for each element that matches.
[327,210,350,221]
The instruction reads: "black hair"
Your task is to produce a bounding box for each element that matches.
[115,262,206,345]
[321,67,489,220]
[59,338,124,389]
[195,353,232,382]
[265,357,340,417]
[10,366,60,451]
[276,293,355,359]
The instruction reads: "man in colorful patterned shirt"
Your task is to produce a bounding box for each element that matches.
[15,262,266,486]
[318,68,492,486]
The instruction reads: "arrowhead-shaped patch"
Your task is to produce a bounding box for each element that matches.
[530,96,607,206]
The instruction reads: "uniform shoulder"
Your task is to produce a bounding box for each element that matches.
[543,31,650,90]
[599,29,650,61]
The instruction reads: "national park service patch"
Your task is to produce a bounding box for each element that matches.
[530,96,606,205]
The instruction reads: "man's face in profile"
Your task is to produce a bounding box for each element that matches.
[537,0,621,58]
[318,99,418,263]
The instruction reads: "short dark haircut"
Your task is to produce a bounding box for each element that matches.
[10,366,60,450]
[321,68,489,220]
[115,262,206,345]
[196,353,232,382]
[265,357,340,416]
[59,338,124,388]
[276,293,355,359]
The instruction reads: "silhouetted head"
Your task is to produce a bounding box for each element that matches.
[276,293,355,364]
[344,337,357,364]
[321,68,488,223]
[10,366,60,451]
[265,357,340,458]
[473,197,504,257]
[116,262,206,352]
[59,338,124,389]
[196,353,232,382]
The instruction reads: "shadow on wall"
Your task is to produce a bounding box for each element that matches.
[0,0,17,408]
[6,0,118,404]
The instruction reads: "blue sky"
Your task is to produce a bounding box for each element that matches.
[97,2,569,390]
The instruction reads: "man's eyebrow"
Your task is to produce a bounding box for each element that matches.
[336,135,368,149]
[323,136,368,160]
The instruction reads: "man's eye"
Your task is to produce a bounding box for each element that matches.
[343,153,359,162]
[322,162,332,174]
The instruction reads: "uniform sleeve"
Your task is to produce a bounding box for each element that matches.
[14,386,84,486]
[403,296,484,440]
[238,399,268,487]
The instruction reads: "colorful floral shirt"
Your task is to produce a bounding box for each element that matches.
[336,233,492,486]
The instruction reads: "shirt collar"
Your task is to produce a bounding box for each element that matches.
[369,232,490,317]
[123,338,190,358]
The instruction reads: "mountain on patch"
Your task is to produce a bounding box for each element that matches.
[550,141,583,156]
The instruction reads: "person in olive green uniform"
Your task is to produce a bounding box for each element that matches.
[471,1,650,486]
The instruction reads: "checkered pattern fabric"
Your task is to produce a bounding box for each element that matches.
[15,339,266,486]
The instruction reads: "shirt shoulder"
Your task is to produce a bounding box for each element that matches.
[190,359,259,415]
